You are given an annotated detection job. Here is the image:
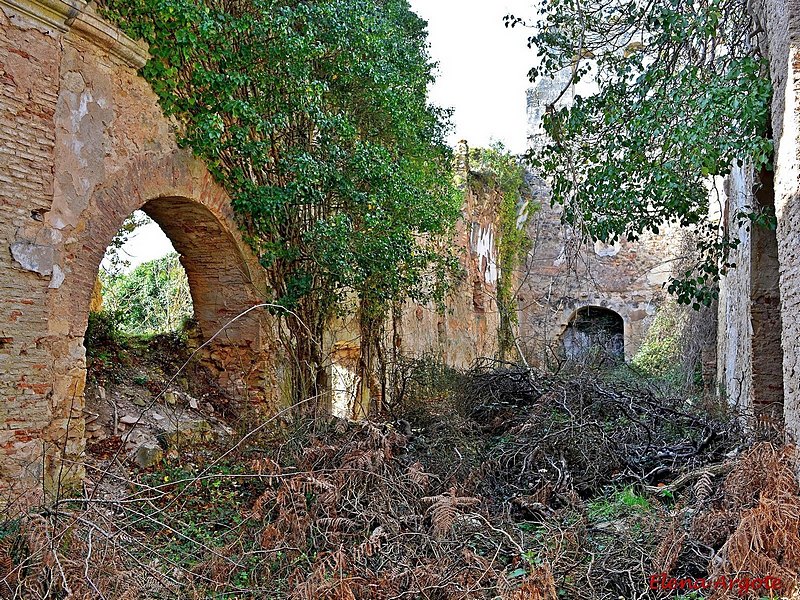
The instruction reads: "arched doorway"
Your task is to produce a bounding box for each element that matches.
[45,151,275,490]
[562,306,625,362]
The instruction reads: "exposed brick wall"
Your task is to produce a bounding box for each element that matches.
[751,0,800,440]
[0,6,61,492]
[750,171,784,418]
[0,1,276,500]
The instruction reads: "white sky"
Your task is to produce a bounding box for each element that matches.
[409,0,535,153]
[109,2,537,271]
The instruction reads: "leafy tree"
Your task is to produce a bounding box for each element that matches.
[507,0,773,307]
[99,0,461,408]
[100,253,193,336]
[103,211,152,275]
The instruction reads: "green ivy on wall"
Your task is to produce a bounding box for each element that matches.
[469,144,534,360]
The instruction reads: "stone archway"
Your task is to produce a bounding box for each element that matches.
[561,305,625,362]
[0,1,276,499]
[44,151,274,491]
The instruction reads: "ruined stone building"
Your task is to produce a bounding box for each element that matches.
[0,0,799,499]
[715,0,800,438]
[519,0,800,442]
[517,76,681,367]
[0,0,278,495]
[0,0,505,494]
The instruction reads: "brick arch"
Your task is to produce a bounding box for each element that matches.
[57,149,268,346]
[0,0,285,500]
[43,150,273,489]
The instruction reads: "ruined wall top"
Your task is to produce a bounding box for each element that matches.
[0,0,148,67]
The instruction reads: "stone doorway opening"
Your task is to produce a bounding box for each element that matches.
[562,306,625,362]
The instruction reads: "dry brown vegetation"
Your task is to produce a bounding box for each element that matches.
[0,358,796,599]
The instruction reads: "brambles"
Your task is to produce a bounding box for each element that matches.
[0,360,793,598]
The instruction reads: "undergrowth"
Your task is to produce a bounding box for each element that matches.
[0,360,795,599]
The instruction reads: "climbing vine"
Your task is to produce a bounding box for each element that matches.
[98,0,461,408]
[507,0,773,308]
[469,144,533,360]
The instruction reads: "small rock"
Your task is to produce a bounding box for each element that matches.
[132,398,147,408]
[119,415,140,425]
[152,413,165,421]
[98,386,106,401]
[133,441,163,468]
[188,397,198,410]
[164,391,177,406]
[157,418,215,448]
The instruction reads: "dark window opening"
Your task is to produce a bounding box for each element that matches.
[562,306,625,361]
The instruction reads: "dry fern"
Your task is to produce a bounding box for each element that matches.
[421,487,481,538]
[708,443,800,598]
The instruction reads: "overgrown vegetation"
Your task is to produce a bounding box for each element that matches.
[508,0,774,308]
[100,253,193,337]
[98,0,462,411]
[4,354,795,599]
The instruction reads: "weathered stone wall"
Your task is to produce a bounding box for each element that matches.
[394,148,501,370]
[716,167,756,412]
[749,177,785,419]
[723,0,799,437]
[0,0,274,498]
[761,0,800,440]
[515,184,679,365]
[520,75,682,367]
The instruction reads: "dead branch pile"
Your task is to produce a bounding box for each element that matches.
[0,361,796,599]
[459,363,747,503]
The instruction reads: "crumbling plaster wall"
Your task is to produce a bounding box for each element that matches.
[716,167,756,411]
[0,0,274,497]
[515,178,679,365]
[751,0,800,438]
[394,147,501,370]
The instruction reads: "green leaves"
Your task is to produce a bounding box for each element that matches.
[470,144,534,359]
[514,0,773,306]
[99,0,459,400]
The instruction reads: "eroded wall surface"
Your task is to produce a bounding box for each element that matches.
[716,167,756,412]
[750,0,799,438]
[395,162,502,370]
[0,0,273,498]
[515,177,679,365]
